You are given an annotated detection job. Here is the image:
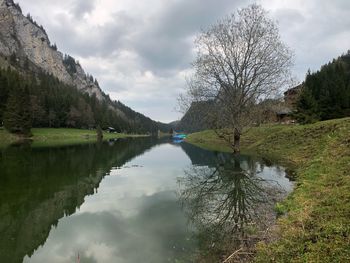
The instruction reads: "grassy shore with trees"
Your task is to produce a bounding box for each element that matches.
[186,117,350,262]
[0,127,148,148]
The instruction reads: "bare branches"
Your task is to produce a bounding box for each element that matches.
[181,4,294,151]
[177,153,287,262]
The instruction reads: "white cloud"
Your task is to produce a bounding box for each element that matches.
[17,0,350,122]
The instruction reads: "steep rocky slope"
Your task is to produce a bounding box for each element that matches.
[0,0,104,99]
[0,0,170,132]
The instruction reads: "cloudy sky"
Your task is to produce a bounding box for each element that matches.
[17,0,350,122]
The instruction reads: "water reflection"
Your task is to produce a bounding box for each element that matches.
[0,139,291,263]
[0,138,167,263]
[178,146,292,262]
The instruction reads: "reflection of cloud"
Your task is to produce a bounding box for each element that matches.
[85,243,115,262]
[24,144,195,263]
[25,192,193,263]
[79,144,190,216]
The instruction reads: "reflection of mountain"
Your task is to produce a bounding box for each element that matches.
[0,138,163,263]
[179,142,219,167]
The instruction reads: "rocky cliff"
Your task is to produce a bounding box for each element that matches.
[0,0,104,100]
[0,0,172,132]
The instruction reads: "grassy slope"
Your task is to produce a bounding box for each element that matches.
[186,118,350,262]
[0,128,148,148]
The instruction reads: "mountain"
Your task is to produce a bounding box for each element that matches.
[0,0,104,99]
[175,101,212,133]
[0,0,170,133]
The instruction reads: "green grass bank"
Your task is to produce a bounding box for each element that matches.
[0,128,148,148]
[186,118,350,262]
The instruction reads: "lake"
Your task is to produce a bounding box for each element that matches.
[0,138,292,263]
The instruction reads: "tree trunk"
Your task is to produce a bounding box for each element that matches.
[233,128,241,153]
[96,124,103,141]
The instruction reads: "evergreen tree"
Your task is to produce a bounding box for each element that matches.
[0,71,9,124]
[294,88,320,124]
[0,66,170,133]
[295,52,350,123]
[4,84,32,135]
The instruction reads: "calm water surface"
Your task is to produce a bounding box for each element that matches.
[0,138,292,263]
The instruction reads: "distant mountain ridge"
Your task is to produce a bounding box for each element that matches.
[175,101,212,133]
[0,0,170,133]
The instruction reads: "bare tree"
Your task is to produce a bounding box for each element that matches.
[182,4,294,152]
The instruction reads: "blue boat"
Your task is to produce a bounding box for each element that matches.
[172,134,187,140]
[171,133,187,143]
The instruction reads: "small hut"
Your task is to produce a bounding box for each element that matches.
[284,84,303,107]
[107,127,116,133]
[276,108,293,123]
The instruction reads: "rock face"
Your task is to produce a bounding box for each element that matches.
[0,0,104,100]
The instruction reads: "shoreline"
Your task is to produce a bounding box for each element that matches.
[0,128,149,149]
[185,117,350,262]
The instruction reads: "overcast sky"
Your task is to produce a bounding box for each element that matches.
[17,0,350,122]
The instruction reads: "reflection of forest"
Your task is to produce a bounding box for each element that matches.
[0,137,163,263]
[178,147,287,262]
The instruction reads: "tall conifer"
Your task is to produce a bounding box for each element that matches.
[4,83,32,135]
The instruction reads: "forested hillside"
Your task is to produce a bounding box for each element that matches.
[0,67,169,134]
[0,0,170,134]
[175,101,212,133]
[295,51,350,123]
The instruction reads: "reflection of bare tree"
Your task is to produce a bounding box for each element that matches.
[178,154,285,262]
